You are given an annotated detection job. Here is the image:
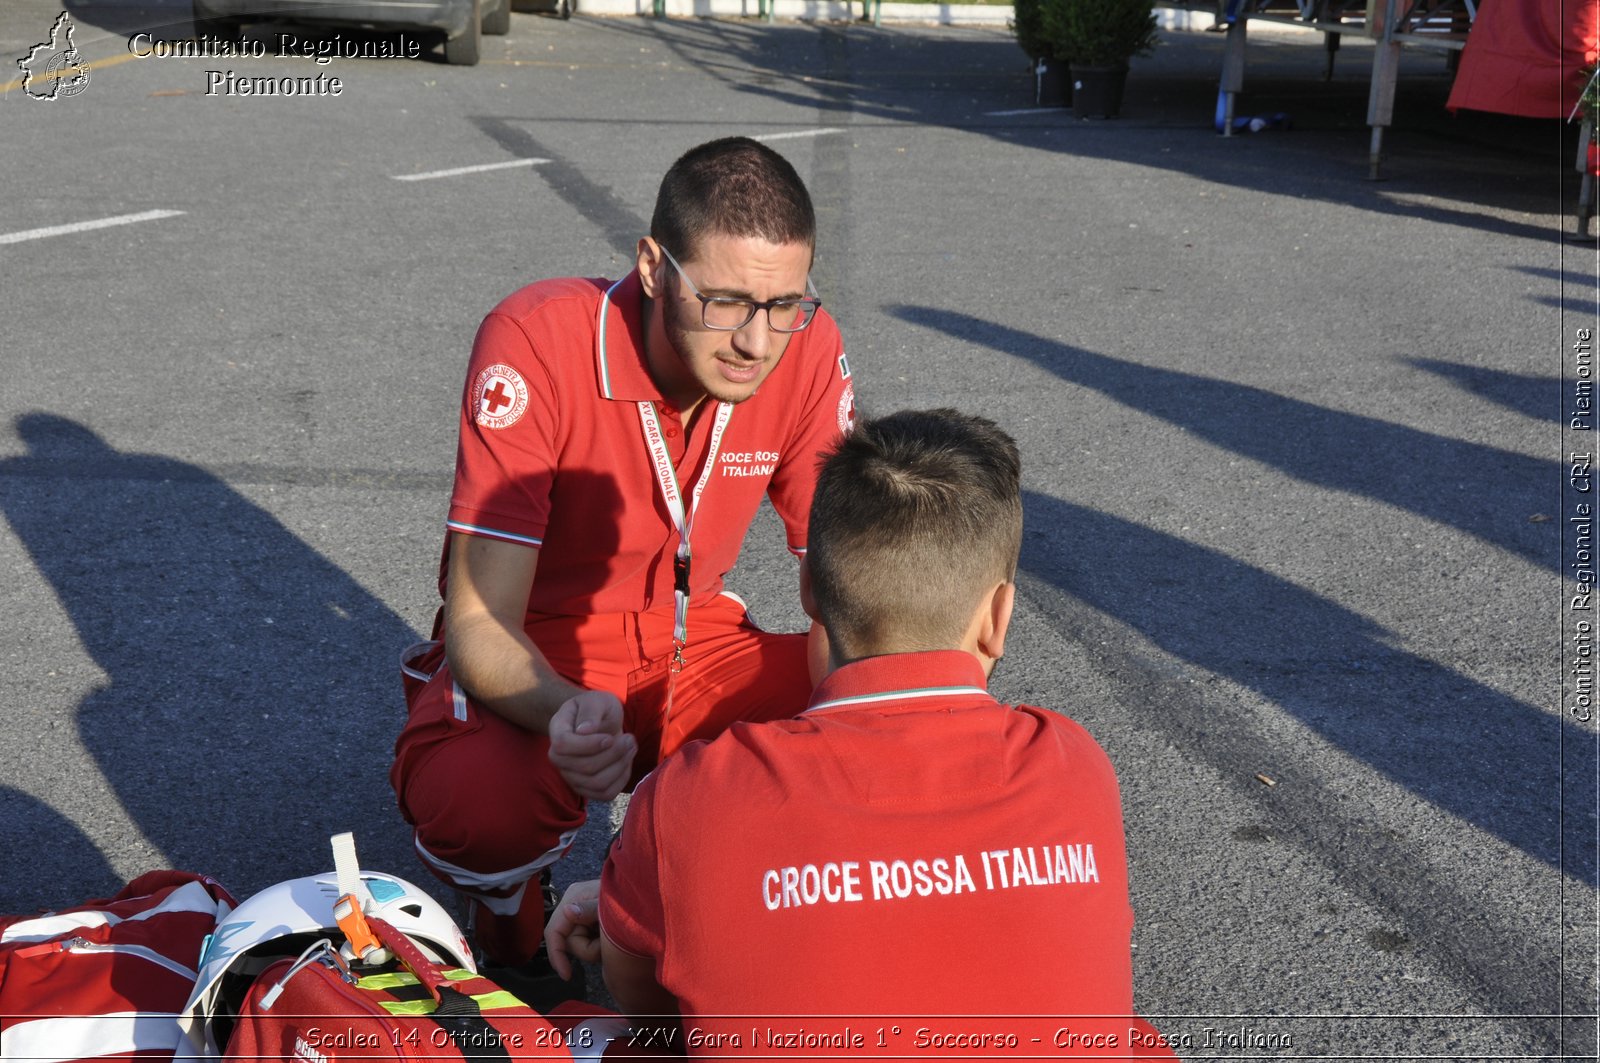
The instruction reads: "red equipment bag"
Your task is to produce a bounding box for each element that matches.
[0,870,236,1062]
[223,915,585,1061]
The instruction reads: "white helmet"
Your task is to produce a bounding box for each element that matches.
[177,864,473,1058]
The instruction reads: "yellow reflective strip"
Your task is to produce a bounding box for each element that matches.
[358,972,419,989]
[356,968,476,990]
[380,999,437,1016]
[473,990,525,1011]
[375,990,526,1016]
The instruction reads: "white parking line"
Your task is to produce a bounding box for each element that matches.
[752,129,846,142]
[983,108,1061,116]
[0,209,185,246]
[392,158,552,182]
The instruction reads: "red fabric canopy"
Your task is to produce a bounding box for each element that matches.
[1446,0,1599,118]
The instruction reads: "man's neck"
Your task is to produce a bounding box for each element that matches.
[641,295,709,422]
[675,394,708,424]
[827,645,993,679]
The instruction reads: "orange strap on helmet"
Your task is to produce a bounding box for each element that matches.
[332,892,383,962]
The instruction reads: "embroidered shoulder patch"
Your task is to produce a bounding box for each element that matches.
[473,364,529,430]
[837,379,856,435]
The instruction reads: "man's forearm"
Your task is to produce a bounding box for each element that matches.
[443,612,585,733]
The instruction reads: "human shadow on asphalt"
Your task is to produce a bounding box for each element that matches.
[882,307,1585,884]
[1016,490,1594,891]
[1408,358,1560,424]
[891,306,1556,572]
[1513,265,1600,313]
[0,414,423,904]
[0,787,120,912]
[1520,266,1600,290]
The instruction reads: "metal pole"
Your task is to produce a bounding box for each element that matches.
[1578,118,1595,239]
[1364,0,1398,179]
[1219,2,1247,137]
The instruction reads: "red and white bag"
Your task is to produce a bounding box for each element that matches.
[222,915,587,1062]
[179,833,629,1062]
[0,871,236,1062]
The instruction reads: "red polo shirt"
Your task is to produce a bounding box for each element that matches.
[600,650,1170,1058]
[445,272,854,618]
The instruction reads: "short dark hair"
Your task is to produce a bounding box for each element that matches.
[651,137,816,262]
[807,409,1023,655]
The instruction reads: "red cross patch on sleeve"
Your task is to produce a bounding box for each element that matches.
[837,379,856,435]
[473,364,530,430]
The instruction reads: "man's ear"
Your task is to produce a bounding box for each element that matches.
[977,580,1015,666]
[798,554,820,623]
[637,237,666,299]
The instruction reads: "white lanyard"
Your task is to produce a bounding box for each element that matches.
[637,398,733,669]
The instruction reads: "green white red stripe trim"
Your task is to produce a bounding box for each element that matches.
[446,520,542,548]
[596,278,625,399]
[807,685,990,713]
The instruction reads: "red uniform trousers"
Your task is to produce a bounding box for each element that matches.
[391,592,810,963]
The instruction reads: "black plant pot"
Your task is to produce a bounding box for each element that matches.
[1034,57,1069,107]
[1072,63,1129,119]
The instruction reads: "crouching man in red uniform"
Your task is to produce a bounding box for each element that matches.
[545,408,1176,1059]
[391,137,856,983]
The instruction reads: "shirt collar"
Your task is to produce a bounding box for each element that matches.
[806,650,995,715]
[594,270,665,403]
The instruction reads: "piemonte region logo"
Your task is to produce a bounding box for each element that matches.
[18,12,91,101]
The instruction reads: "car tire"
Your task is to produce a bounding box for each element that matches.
[444,0,481,65]
[483,0,510,35]
[558,0,573,18]
[192,0,244,40]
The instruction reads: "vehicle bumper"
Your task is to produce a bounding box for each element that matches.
[198,0,473,38]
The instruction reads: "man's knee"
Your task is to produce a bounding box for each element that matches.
[407,770,586,890]
[395,687,585,879]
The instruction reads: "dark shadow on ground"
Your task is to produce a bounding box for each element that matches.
[0,414,422,904]
[468,115,648,259]
[0,787,120,912]
[1514,265,1600,312]
[565,16,1575,243]
[1019,489,1593,888]
[53,3,1577,240]
[890,305,1557,570]
[1408,358,1560,424]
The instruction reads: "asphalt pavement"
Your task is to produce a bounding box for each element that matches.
[1,0,1594,1057]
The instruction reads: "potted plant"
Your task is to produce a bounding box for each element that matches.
[1039,0,1159,119]
[1012,0,1068,107]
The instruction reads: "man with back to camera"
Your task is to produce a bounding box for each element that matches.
[544,409,1176,1059]
[390,137,857,988]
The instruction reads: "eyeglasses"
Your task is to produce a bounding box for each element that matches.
[659,246,822,333]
